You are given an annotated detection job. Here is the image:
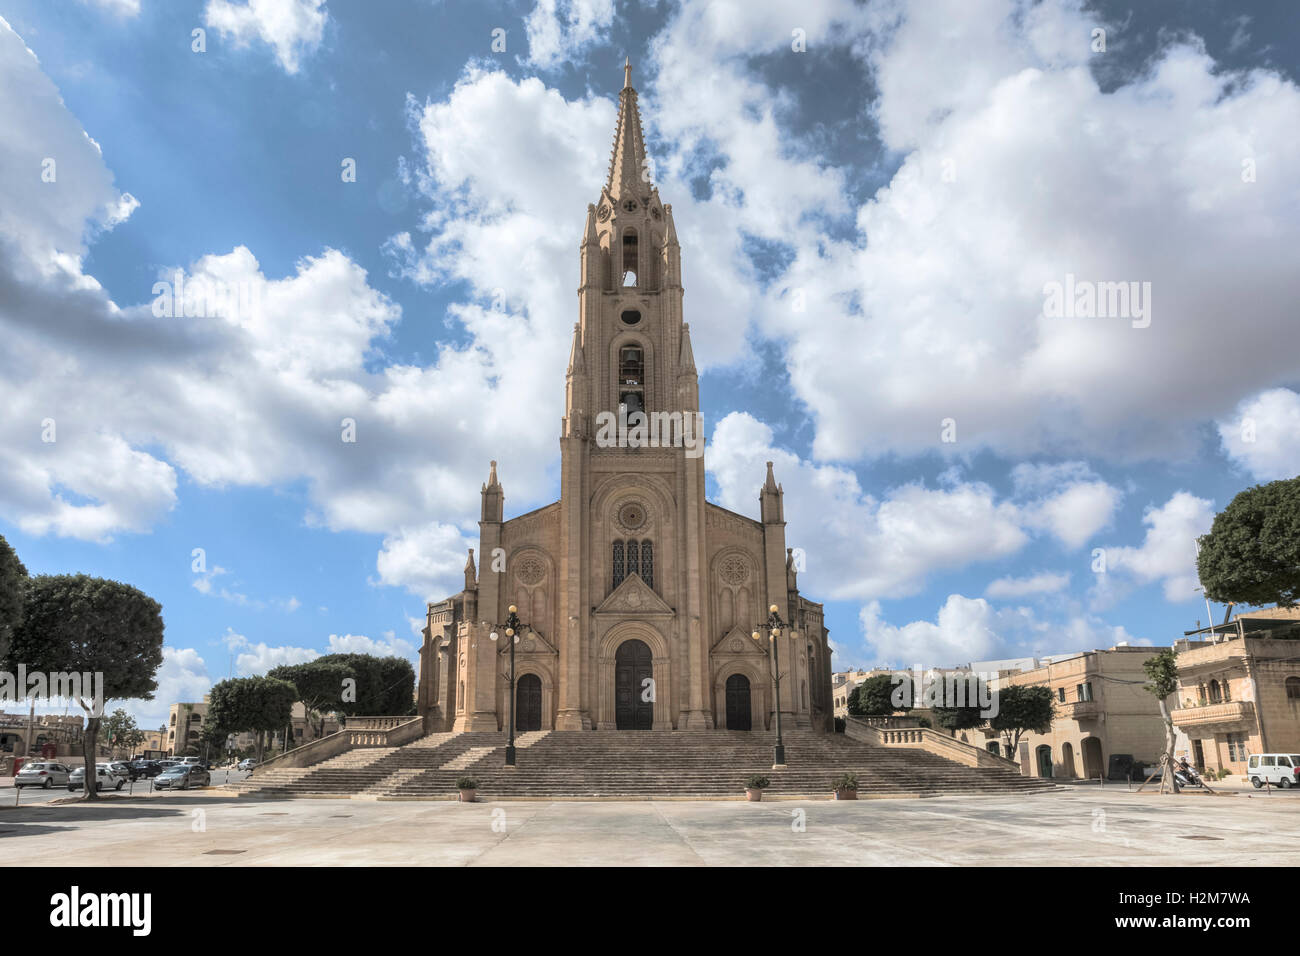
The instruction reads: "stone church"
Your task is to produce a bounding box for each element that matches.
[418,64,834,734]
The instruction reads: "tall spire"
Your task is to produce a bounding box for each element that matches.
[607,57,651,201]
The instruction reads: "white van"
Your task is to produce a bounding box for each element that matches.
[1246,754,1300,788]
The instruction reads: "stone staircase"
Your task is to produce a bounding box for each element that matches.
[233,729,1058,800]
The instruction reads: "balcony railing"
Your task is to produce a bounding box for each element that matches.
[1170,700,1255,727]
[1057,699,1100,720]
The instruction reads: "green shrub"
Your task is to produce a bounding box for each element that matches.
[832,772,858,791]
[747,775,770,789]
[456,776,478,790]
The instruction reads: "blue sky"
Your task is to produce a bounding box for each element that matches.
[1,0,1298,728]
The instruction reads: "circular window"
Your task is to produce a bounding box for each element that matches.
[618,502,646,530]
[622,199,638,212]
[621,310,641,326]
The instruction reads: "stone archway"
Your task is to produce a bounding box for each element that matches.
[1036,744,1054,778]
[516,674,542,732]
[1061,741,1076,778]
[724,674,752,731]
[597,623,672,730]
[615,640,654,730]
[712,662,768,730]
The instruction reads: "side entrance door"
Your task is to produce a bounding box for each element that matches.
[516,674,542,732]
[725,674,752,731]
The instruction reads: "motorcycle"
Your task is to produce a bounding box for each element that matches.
[1173,763,1204,788]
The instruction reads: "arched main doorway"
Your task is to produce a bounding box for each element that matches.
[725,674,752,731]
[516,674,542,732]
[1036,744,1054,778]
[615,639,653,730]
[1061,741,1076,778]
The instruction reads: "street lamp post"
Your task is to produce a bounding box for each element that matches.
[753,604,788,769]
[490,605,523,767]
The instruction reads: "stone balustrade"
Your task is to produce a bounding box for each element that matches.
[844,717,1024,774]
[251,716,424,775]
[1170,699,1255,728]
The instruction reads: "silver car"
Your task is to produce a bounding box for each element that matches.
[153,764,209,790]
[14,762,71,789]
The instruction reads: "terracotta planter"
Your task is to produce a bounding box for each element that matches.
[458,788,477,803]
[833,788,858,800]
[745,788,764,802]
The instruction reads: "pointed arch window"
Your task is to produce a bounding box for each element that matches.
[622,229,638,286]
[640,541,653,588]
[619,345,645,419]
[626,539,639,578]
[612,541,625,588]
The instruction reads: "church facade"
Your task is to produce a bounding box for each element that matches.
[417,64,834,734]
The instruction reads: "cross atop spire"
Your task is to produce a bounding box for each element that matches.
[606,57,651,200]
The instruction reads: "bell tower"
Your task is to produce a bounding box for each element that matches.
[554,60,711,730]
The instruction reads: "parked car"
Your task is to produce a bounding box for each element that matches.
[1246,753,1300,789]
[154,764,210,790]
[109,761,140,781]
[156,759,183,770]
[180,756,210,769]
[14,762,71,789]
[237,758,257,772]
[128,759,163,778]
[68,764,129,792]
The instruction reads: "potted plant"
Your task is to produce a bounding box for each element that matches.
[745,775,770,802]
[457,776,478,802]
[832,772,859,800]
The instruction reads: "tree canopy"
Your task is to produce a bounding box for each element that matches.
[847,673,911,717]
[1197,476,1300,608]
[206,676,297,737]
[989,684,1054,760]
[268,660,354,737]
[0,533,28,664]
[103,708,146,756]
[8,575,164,799]
[312,653,416,717]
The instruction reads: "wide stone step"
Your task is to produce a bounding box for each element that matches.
[239,728,1057,799]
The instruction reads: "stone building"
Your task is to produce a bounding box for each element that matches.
[831,669,874,718]
[953,644,1176,778]
[166,697,337,756]
[418,63,834,735]
[1171,606,1300,775]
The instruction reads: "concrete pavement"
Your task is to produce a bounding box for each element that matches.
[0,788,1296,866]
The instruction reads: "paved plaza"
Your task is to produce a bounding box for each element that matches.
[0,788,1295,866]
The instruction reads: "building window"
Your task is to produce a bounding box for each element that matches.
[612,539,653,589]
[622,229,638,286]
[621,309,641,326]
[1209,679,1222,704]
[1077,682,1093,702]
[640,541,653,588]
[1057,687,1065,703]
[1226,733,1247,762]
